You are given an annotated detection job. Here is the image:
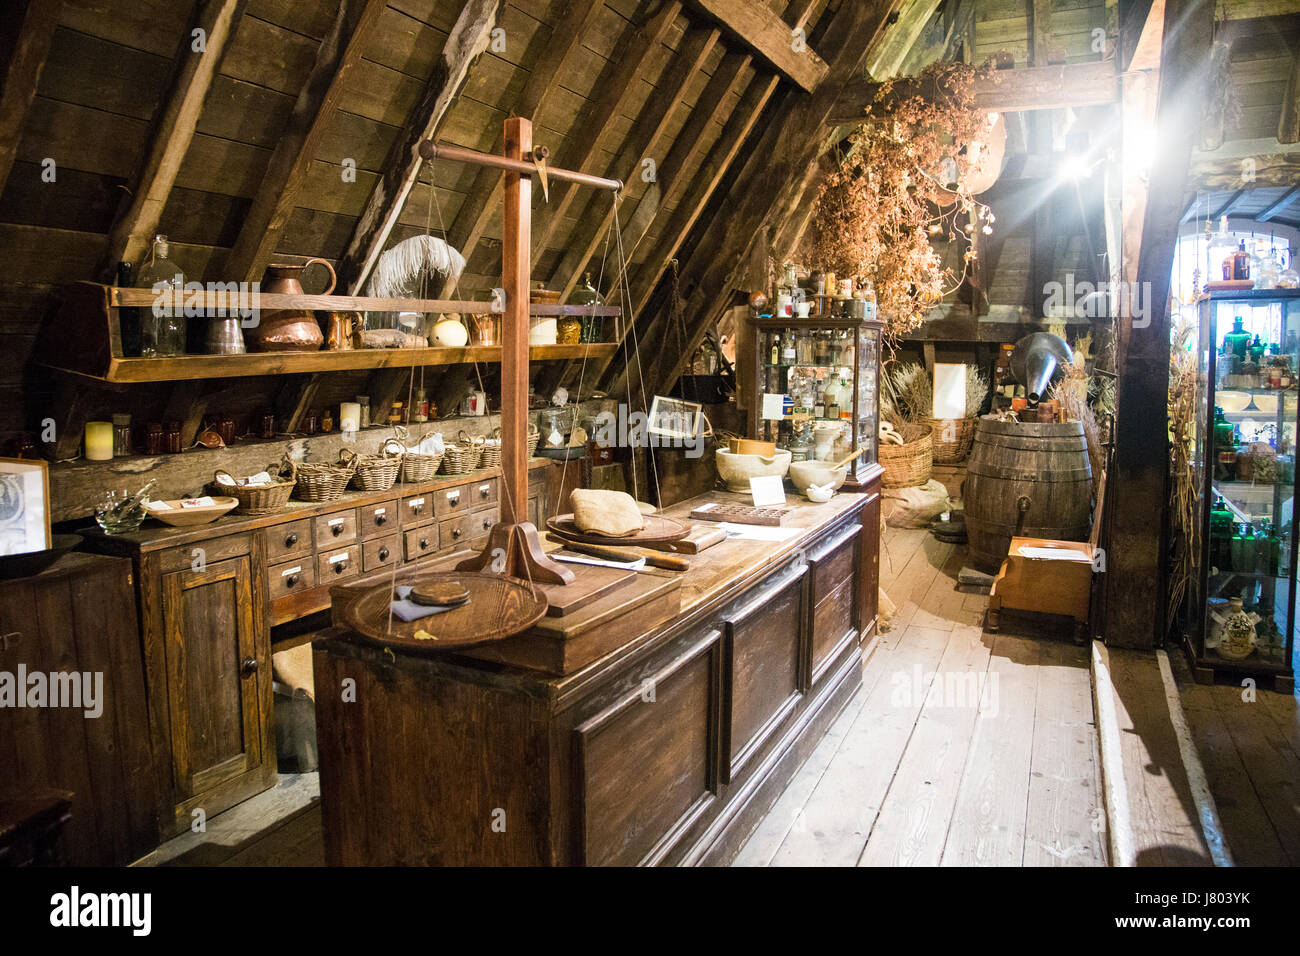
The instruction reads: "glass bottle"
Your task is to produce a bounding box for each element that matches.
[1223,317,1250,359]
[569,273,606,343]
[782,332,796,365]
[769,334,779,365]
[112,413,132,457]
[1231,240,1251,281]
[861,280,878,321]
[357,395,370,428]
[136,235,186,356]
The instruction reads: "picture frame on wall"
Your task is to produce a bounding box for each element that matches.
[647,395,704,440]
[0,458,52,556]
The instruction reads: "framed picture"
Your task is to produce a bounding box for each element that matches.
[0,458,51,556]
[647,395,703,440]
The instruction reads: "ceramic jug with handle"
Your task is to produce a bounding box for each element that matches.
[247,258,336,352]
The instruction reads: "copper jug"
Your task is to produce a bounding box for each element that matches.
[247,258,336,352]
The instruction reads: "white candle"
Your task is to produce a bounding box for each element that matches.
[85,421,115,461]
[340,402,361,433]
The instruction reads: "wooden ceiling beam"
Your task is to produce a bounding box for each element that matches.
[528,2,683,272]
[224,0,389,284]
[1124,0,1166,71]
[1280,38,1300,145]
[97,0,248,279]
[547,23,722,300]
[1209,187,1247,220]
[827,59,1120,125]
[637,0,905,401]
[1257,184,1300,221]
[435,0,606,298]
[866,0,943,81]
[687,0,828,92]
[1188,139,1300,189]
[0,0,63,199]
[339,0,500,294]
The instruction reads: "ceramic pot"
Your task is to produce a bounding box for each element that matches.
[247,258,335,352]
[714,448,791,493]
[1217,596,1257,660]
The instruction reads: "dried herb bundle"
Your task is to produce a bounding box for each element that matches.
[1166,313,1200,623]
[881,362,932,431]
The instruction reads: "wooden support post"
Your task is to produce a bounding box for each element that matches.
[224,0,390,284]
[98,0,248,278]
[1280,42,1300,144]
[0,0,63,198]
[339,0,500,294]
[1104,0,1214,649]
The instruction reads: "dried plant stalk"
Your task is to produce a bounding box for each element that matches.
[1166,314,1200,623]
[1050,358,1103,499]
[881,361,932,430]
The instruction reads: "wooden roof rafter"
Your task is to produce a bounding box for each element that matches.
[0,0,64,198]
[687,0,829,92]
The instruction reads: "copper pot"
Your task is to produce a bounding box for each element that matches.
[247,258,336,352]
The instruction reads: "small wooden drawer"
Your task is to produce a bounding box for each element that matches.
[439,513,473,550]
[401,493,435,526]
[317,544,360,582]
[470,506,499,541]
[403,526,439,562]
[358,500,398,539]
[315,510,357,546]
[469,478,497,508]
[362,534,400,573]
[434,484,470,518]
[268,558,315,598]
[265,519,313,562]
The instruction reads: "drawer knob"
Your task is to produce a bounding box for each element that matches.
[285,574,299,588]
[419,537,429,549]
[285,532,298,547]
[480,487,489,499]
[241,657,258,678]
[452,528,462,539]
[412,504,424,515]
[332,524,344,537]
[334,561,348,574]
[375,514,386,526]
[378,547,390,561]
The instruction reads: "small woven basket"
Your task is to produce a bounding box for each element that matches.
[879,423,933,488]
[926,416,977,465]
[528,423,540,458]
[400,447,444,483]
[294,457,355,502]
[212,463,295,516]
[347,439,404,492]
[482,427,504,468]
[442,430,485,475]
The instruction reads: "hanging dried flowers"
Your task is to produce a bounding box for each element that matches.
[800,61,998,338]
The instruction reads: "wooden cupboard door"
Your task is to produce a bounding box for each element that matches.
[575,633,722,866]
[722,565,806,781]
[807,521,863,684]
[161,556,264,801]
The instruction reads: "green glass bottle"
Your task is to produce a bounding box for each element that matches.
[1224,316,1251,359]
[1230,522,1255,573]
[1212,406,1235,449]
[1210,496,1234,571]
[1249,334,1266,364]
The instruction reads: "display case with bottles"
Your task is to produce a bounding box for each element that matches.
[1186,288,1299,692]
[747,308,883,490]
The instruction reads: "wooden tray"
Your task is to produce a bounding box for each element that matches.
[337,572,547,652]
[546,513,690,545]
[689,503,789,526]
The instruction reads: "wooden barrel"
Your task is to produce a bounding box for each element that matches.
[964,416,1093,573]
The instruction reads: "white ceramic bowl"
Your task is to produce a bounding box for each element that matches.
[715,448,791,492]
[788,459,849,495]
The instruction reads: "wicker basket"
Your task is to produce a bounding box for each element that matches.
[879,423,933,488]
[212,463,295,516]
[347,439,404,492]
[400,447,444,483]
[442,430,485,475]
[294,458,355,502]
[926,416,977,465]
[482,427,504,468]
[528,424,540,458]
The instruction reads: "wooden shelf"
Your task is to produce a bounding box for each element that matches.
[47,344,619,383]
[38,282,622,382]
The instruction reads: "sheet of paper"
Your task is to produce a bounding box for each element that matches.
[1017,545,1090,561]
[761,392,786,421]
[749,474,786,507]
[719,523,801,541]
[932,363,967,418]
[552,553,646,570]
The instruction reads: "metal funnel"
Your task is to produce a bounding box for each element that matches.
[1010,332,1073,405]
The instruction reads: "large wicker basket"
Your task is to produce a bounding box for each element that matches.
[879,423,933,488]
[213,463,295,516]
[527,423,540,458]
[482,428,504,468]
[400,447,444,483]
[926,416,977,465]
[347,439,404,492]
[294,458,355,502]
[442,430,485,475]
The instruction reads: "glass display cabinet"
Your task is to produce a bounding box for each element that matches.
[748,310,883,489]
[1186,288,1299,692]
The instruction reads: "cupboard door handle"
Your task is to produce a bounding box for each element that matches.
[241,657,258,678]
[480,487,489,499]
[332,525,343,537]
[285,532,298,547]
[378,547,390,561]
[285,574,299,588]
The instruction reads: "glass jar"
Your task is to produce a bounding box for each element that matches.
[260,411,276,439]
[136,235,184,357]
[568,273,606,343]
[164,421,182,454]
[112,413,132,457]
[144,423,164,455]
[557,315,582,344]
[302,409,319,435]
[356,395,371,428]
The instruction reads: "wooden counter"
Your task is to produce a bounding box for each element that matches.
[312,466,882,865]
